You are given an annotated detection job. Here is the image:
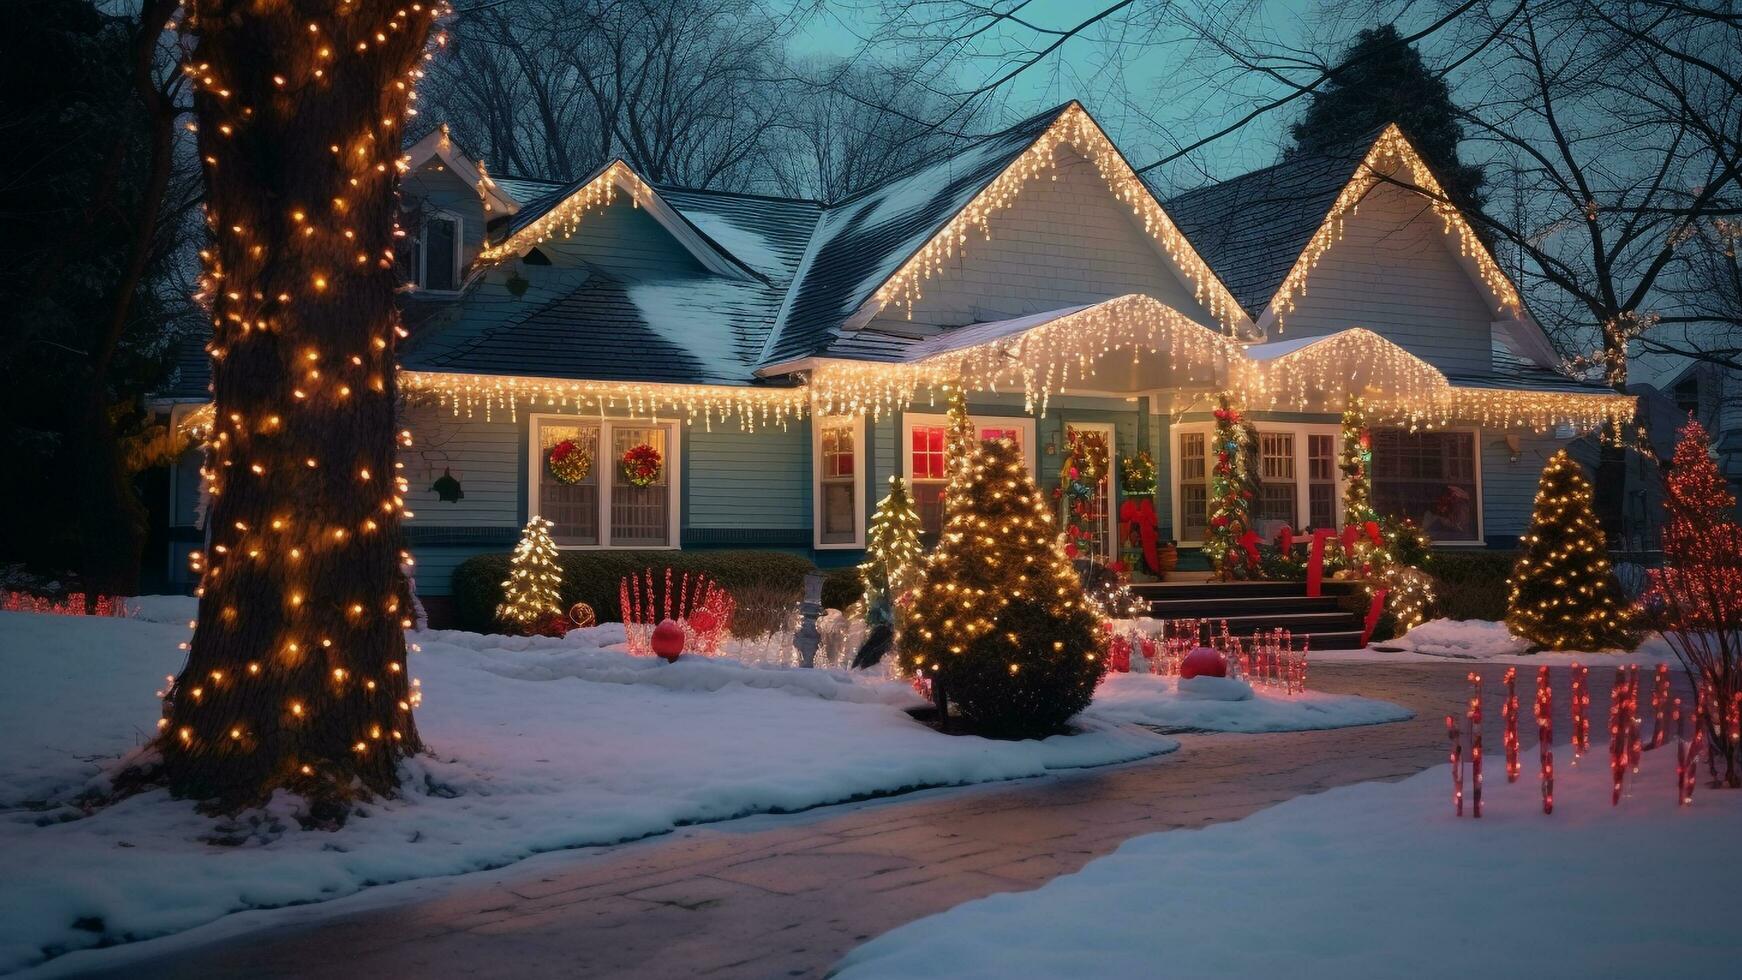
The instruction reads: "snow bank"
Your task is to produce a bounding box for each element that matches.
[837,736,1739,979]
[1083,673,1412,733]
[1321,619,1680,665]
[0,612,1177,974]
[1376,618,1531,659]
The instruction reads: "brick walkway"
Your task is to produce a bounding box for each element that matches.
[83,662,1629,980]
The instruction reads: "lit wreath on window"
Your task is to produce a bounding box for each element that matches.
[546,438,593,485]
[620,442,663,487]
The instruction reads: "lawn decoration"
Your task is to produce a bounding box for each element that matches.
[1467,671,1484,818]
[568,601,596,629]
[1236,628,1308,694]
[546,437,593,485]
[1506,450,1637,651]
[620,442,663,487]
[1535,667,1554,814]
[1503,667,1520,784]
[1179,646,1226,679]
[620,568,734,656]
[1571,663,1591,757]
[1,591,125,617]
[1447,714,1464,816]
[498,517,564,634]
[650,619,685,661]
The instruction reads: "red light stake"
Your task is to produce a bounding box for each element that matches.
[1468,672,1483,818]
[1535,666,1553,815]
[1503,667,1520,783]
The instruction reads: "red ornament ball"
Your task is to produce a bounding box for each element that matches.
[651,618,685,661]
[687,608,718,635]
[1179,646,1227,679]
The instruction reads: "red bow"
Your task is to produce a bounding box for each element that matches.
[1278,526,1295,553]
[1239,530,1261,566]
[1308,528,1337,597]
[1118,498,1162,574]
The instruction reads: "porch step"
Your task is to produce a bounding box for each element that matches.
[1145,594,1345,617]
[1126,578,1368,651]
[1130,580,1359,601]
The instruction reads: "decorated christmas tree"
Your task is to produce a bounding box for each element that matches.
[859,476,924,622]
[1206,394,1260,580]
[498,517,565,633]
[1340,396,1381,527]
[1506,451,1637,650]
[1645,419,1742,786]
[900,438,1106,736]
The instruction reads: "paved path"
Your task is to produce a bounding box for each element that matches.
[80,663,1628,980]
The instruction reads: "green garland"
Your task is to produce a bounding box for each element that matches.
[1205,393,1259,580]
[1340,396,1380,527]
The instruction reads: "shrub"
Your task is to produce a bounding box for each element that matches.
[451,549,815,634]
[1431,550,1516,621]
[820,565,862,611]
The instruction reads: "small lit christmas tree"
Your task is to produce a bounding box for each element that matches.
[498,516,564,632]
[900,438,1106,736]
[1506,451,1637,650]
[859,476,924,621]
[1340,396,1381,527]
[1645,418,1742,786]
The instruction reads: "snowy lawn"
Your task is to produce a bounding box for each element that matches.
[0,608,1177,975]
[1084,672,1412,733]
[837,736,1739,979]
[1324,618,1681,665]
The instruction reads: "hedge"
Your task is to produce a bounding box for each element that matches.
[451,549,818,635]
[820,565,863,611]
[1429,550,1517,622]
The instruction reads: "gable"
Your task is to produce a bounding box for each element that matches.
[858,142,1222,338]
[1265,176,1497,375]
[402,159,487,269]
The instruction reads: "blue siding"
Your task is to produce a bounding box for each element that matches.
[685,421,810,529]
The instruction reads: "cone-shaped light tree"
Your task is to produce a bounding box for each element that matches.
[1645,419,1742,786]
[150,1,445,809]
[858,476,923,625]
[1506,450,1638,650]
[498,517,564,632]
[900,438,1107,736]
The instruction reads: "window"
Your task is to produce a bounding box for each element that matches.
[531,416,678,548]
[1307,434,1337,530]
[814,416,864,548]
[1178,431,1207,542]
[903,413,1035,535]
[411,212,461,292]
[1372,428,1480,541]
[1256,432,1296,527]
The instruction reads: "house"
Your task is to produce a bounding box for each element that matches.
[152,102,1633,609]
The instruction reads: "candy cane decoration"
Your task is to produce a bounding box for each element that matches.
[1535,666,1553,815]
[1609,667,1626,805]
[1571,663,1590,758]
[1682,712,1706,806]
[1651,664,1670,748]
[1502,667,1520,783]
[1467,672,1483,818]
[1627,665,1644,775]
[1447,714,1464,817]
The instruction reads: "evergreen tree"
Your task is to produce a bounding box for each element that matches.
[1506,451,1637,650]
[900,438,1106,736]
[498,517,564,632]
[858,476,924,625]
[1288,24,1486,216]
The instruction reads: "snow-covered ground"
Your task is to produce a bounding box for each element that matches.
[836,736,1739,979]
[1322,617,1680,665]
[0,609,1180,975]
[1085,673,1412,732]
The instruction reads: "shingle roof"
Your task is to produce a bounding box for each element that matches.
[1458,347,1612,395]
[1158,131,1378,316]
[757,102,1077,366]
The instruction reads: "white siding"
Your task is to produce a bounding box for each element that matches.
[863,144,1220,334]
[1274,179,1497,375]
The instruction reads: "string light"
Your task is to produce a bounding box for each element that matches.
[476,161,651,265]
[1268,124,1522,331]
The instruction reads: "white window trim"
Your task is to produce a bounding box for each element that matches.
[900,412,1038,483]
[414,209,464,295]
[1369,425,1485,545]
[1170,420,1344,547]
[812,414,866,550]
[527,413,682,550]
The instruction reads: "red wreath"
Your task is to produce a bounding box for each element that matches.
[620,442,663,487]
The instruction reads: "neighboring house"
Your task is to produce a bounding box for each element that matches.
[152,103,1633,602]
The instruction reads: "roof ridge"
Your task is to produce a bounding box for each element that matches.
[654,183,824,207]
[822,100,1078,209]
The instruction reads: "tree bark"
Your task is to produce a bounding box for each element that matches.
[154,0,435,810]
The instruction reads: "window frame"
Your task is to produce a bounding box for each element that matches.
[812,414,866,550]
[1368,425,1485,545]
[413,209,464,294]
[1169,419,1344,547]
[527,413,682,550]
[901,412,1037,535]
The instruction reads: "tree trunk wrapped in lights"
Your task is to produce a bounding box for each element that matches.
[1504,450,1638,652]
[147,0,443,810]
[498,517,564,633]
[1206,394,1259,580]
[899,438,1106,736]
[1645,419,1742,787]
